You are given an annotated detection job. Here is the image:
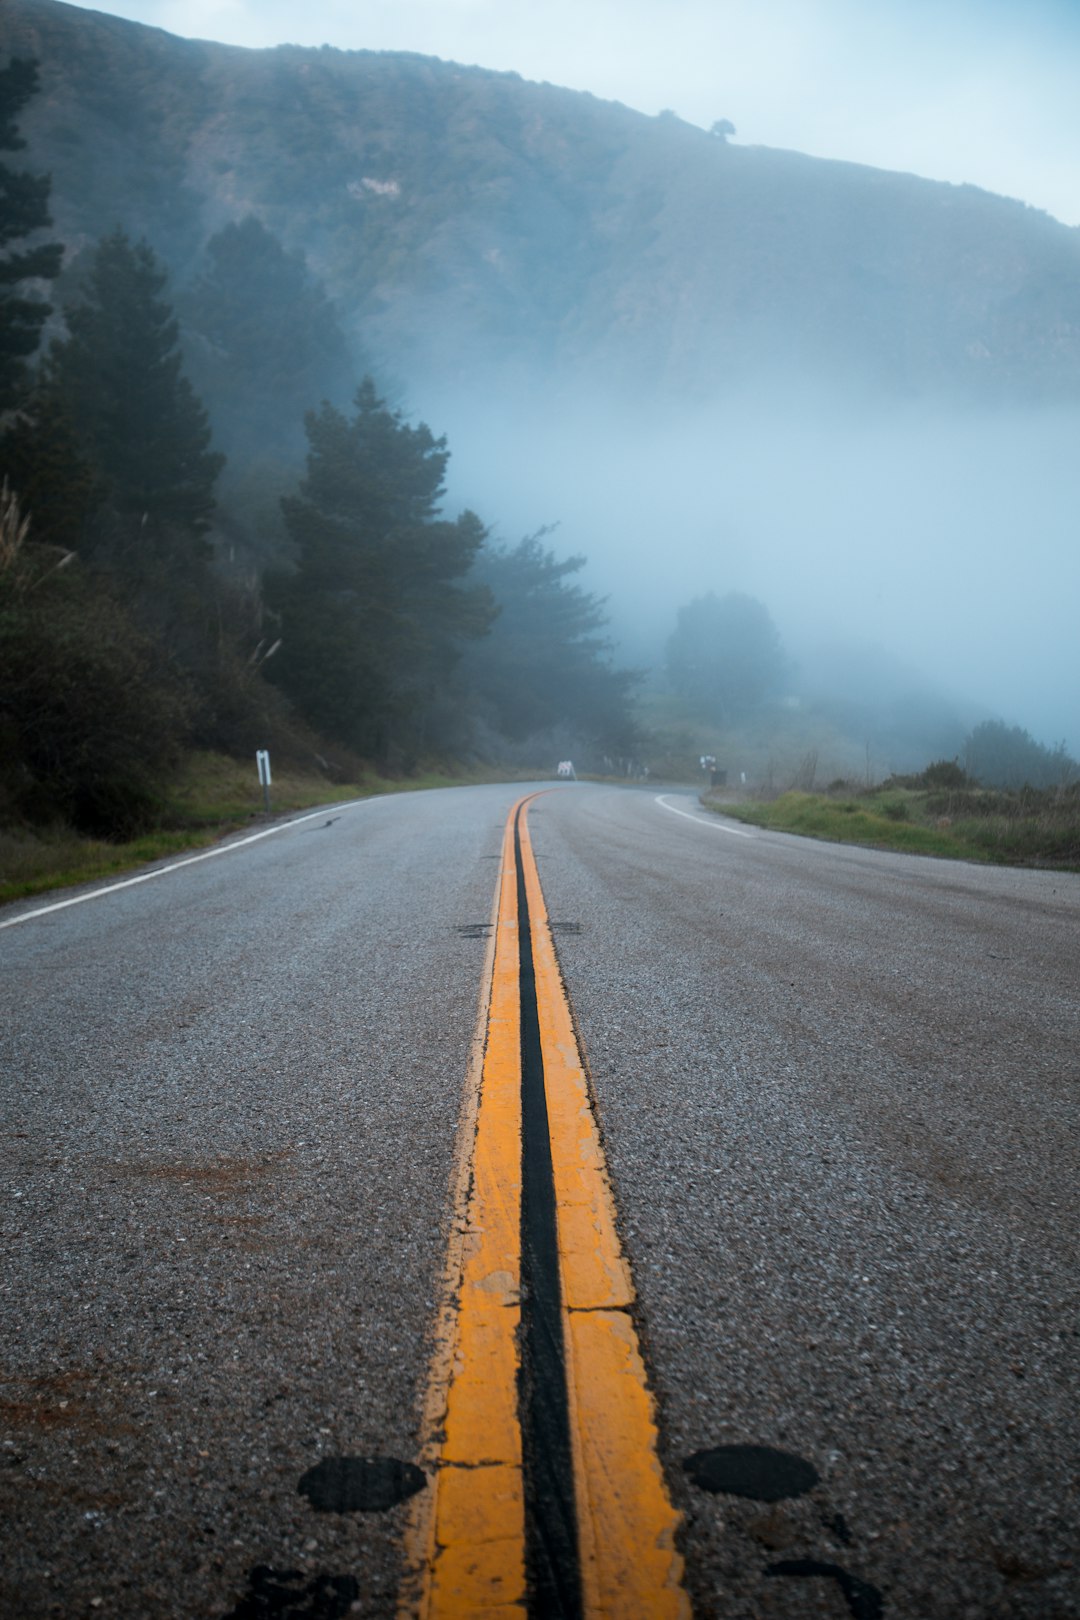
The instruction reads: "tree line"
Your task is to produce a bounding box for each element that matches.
[3,57,1068,834]
[0,58,637,836]
[662,591,1077,791]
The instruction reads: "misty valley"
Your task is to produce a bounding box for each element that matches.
[3,9,1080,1620]
[1,0,1079,884]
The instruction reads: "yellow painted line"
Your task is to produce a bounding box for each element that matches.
[402,794,688,1618]
[400,805,526,1617]
[518,806,689,1619]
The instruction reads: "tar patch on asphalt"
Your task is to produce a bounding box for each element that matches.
[298,1455,427,1513]
[455,922,492,938]
[222,1565,358,1619]
[766,1558,885,1620]
[824,1509,854,1545]
[683,1443,820,1501]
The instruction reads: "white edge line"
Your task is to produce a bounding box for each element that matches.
[0,798,373,931]
[655,793,754,837]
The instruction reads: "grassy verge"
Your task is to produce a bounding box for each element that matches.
[707,785,1080,870]
[0,752,513,906]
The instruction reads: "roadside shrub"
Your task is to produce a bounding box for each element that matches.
[883,759,971,791]
[0,577,191,837]
[964,721,1077,790]
[920,759,971,789]
[926,788,1029,819]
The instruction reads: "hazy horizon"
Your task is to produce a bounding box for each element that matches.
[425,373,1080,761]
[10,0,1079,765]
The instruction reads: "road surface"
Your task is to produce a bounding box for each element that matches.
[2,783,1077,1618]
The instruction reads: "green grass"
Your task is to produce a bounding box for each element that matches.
[0,825,236,905]
[0,752,520,906]
[709,787,1080,870]
[10,748,1077,905]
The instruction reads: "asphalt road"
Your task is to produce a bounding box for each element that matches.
[2,783,1078,1619]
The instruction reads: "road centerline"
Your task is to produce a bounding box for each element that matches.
[515,804,585,1618]
[402,795,688,1618]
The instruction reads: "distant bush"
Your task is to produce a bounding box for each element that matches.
[924,788,1014,819]
[920,759,971,789]
[883,759,972,791]
[964,721,1077,790]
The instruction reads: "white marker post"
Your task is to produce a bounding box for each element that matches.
[256,749,272,814]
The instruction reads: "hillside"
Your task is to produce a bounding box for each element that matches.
[5,0,1080,404]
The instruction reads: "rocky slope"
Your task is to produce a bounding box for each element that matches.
[4,0,1080,403]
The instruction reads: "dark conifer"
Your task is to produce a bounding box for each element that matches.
[268,380,492,761]
[183,215,355,461]
[49,229,223,547]
[0,58,63,412]
[0,387,101,552]
[464,532,639,752]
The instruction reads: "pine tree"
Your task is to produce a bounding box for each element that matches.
[0,58,63,412]
[464,532,639,751]
[268,380,492,761]
[182,215,355,463]
[49,229,223,550]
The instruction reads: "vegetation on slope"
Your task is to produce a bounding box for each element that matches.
[0,750,524,905]
[0,56,639,873]
[5,0,1080,402]
[2,16,1075,897]
[707,763,1080,871]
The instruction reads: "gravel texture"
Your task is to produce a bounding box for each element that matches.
[3,781,1077,1620]
[533,787,1079,1620]
[0,785,527,1620]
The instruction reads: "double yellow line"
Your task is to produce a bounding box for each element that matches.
[399,795,688,1617]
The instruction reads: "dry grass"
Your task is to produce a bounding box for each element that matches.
[709,783,1080,870]
[0,750,526,904]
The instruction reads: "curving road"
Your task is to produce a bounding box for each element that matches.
[1,782,1077,1619]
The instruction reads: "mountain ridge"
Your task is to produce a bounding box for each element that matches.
[5,0,1080,405]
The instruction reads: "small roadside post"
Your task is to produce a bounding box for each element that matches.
[256,749,272,814]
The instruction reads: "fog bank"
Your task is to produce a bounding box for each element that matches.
[431,379,1080,756]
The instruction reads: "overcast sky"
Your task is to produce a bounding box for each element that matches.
[64,0,1080,225]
